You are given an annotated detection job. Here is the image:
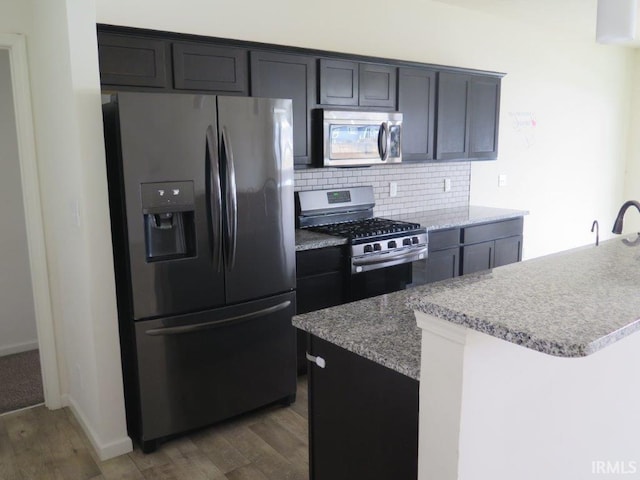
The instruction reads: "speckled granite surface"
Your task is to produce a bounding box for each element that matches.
[295,229,347,251]
[294,236,640,379]
[390,205,528,231]
[410,236,640,358]
[292,291,421,380]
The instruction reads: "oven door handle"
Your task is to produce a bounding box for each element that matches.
[352,247,428,267]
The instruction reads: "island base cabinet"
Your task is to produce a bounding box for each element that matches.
[307,335,418,480]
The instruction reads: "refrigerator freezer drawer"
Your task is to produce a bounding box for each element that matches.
[132,291,296,444]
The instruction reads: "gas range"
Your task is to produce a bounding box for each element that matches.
[296,186,427,273]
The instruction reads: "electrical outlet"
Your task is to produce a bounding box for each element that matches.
[390,181,398,197]
[498,174,508,187]
[444,178,451,192]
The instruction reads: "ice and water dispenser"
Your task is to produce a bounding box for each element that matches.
[141,181,196,262]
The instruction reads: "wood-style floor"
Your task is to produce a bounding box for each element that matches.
[0,377,309,480]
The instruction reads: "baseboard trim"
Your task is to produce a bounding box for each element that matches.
[0,340,39,357]
[62,393,133,461]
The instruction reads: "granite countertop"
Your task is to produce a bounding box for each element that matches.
[295,228,347,251]
[410,235,640,358]
[295,205,528,251]
[292,289,421,380]
[389,205,529,231]
[294,235,640,379]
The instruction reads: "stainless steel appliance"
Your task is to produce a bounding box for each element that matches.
[321,110,403,167]
[103,92,296,453]
[296,186,426,299]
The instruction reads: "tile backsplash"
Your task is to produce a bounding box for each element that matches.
[294,162,471,217]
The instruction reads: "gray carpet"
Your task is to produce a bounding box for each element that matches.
[0,349,44,414]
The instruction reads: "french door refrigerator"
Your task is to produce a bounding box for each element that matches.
[103,92,296,453]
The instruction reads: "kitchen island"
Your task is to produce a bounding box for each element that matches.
[294,235,640,480]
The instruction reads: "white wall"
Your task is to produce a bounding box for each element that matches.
[95,0,634,259]
[0,48,38,356]
[622,50,640,234]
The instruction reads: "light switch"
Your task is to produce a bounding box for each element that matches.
[499,174,508,187]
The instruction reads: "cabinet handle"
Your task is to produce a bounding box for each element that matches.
[306,352,326,368]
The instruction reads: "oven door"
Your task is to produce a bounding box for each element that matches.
[322,110,402,167]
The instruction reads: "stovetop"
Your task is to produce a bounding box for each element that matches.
[310,217,423,243]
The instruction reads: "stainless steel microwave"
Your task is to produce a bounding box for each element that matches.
[321,110,402,167]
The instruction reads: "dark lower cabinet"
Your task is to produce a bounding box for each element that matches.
[422,218,523,283]
[425,246,460,282]
[461,240,494,275]
[250,51,315,166]
[296,247,346,374]
[494,235,523,267]
[308,335,418,480]
[97,33,169,89]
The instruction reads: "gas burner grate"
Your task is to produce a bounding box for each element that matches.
[310,217,422,240]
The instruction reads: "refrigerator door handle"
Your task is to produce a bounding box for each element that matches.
[143,300,291,336]
[221,127,238,270]
[206,125,223,271]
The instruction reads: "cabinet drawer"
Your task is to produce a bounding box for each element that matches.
[462,217,523,244]
[296,247,345,277]
[428,228,460,251]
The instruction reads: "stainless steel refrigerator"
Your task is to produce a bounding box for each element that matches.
[103,92,296,453]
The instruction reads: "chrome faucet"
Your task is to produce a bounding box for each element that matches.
[612,200,640,234]
[591,220,599,246]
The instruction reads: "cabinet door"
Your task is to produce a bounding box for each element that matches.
[319,59,359,106]
[435,72,470,161]
[308,336,419,480]
[469,76,500,160]
[426,247,460,283]
[398,67,436,161]
[462,240,494,275]
[172,43,247,93]
[98,33,168,88]
[359,63,397,108]
[494,235,522,268]
[250,51,315,166]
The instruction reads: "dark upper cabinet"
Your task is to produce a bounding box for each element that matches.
[398,67,436,162]
[435,72,470,161]
[359,63,397,108]
[318,59,359,106]
[250,51,315,166]
[98,33,169,88]
[435,72,501,161]
[318,59,396,108]
[469,76,500,159]
[172,43,248,94]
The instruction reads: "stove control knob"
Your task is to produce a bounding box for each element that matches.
[364,244,373,253]
[388,240,397,249]
[412,237,420,244]
[403,238,412,246]
[373,243,382,251]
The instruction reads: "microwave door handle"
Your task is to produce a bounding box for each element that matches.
[206,125,223,272]
[221,127,238,271]
[378,122,389,161]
